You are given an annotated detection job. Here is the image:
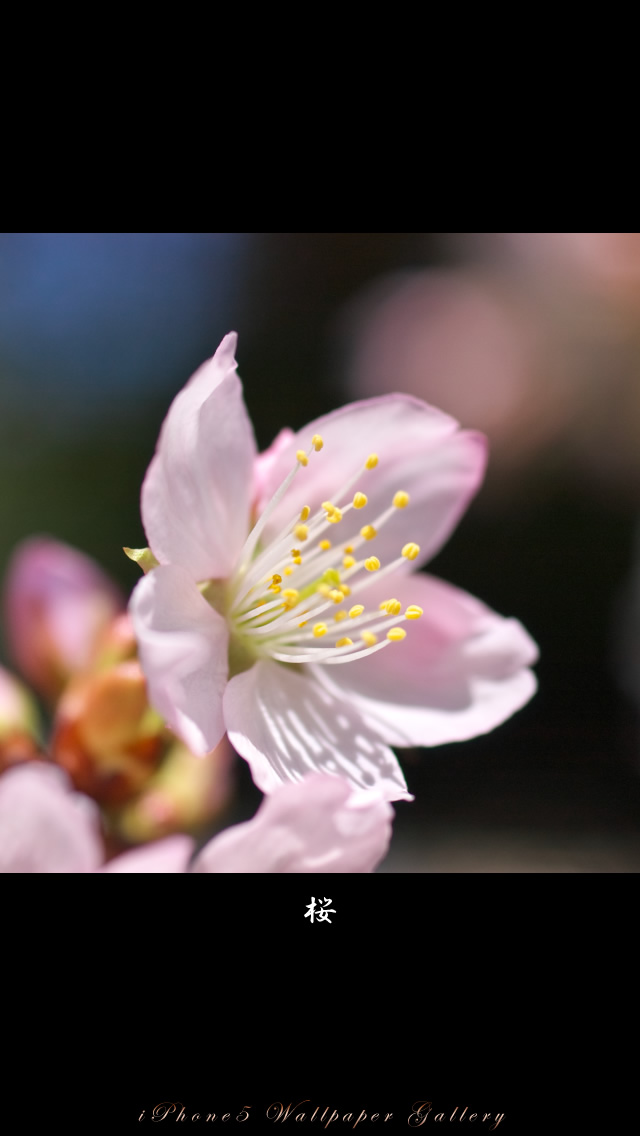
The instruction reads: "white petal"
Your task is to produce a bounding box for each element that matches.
[223,659,412,802]
[141,332,257,581]
[129,564,229,756]
[254,393,486,571]
[312,573,538,747]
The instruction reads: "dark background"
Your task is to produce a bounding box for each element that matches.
[2,231,640,871]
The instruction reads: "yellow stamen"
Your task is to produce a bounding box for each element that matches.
[343,555,356,569]
[294,524,309,541]
[335,637,353,648]
[379,598,402,615]
[349,605,365,619]
[284,566,294,576]
[312,434,324,451]
[268,584,281,594]
[281,588,299,604]
[293,556,302,566]
[361,631,377,647]
[329,589,344,604]
[353,492,368,509]
[298,620,309,627]
[344,545,354,554]
[360,524,377,541]
[365,453,379,469]
[365,557,381,572]
[271,574,282,585]
[393,490,410,508]
[319,539,332,551]
[300,505,310,521]
[296,450,309,467]
[290,549,301,558]
[402,542,420,561]
[387,627,406,642]
[313,623,328,638]
[405,605,423,620]
[334,611,348,622]
[338,584,351,597]
[327,508,343,524]
[318,584,332,598]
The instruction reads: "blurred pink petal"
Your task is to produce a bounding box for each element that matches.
[101,835,194,873]
[3,537,123,700]
[129,333,537,800]
[0,763,102,873]
[192,774,393,873]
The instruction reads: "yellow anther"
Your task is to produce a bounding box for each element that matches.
[360,524,377,541]
[365,556,381,572]
[353,491,368,509]
[387,627,407,642]
[329,589,344,604]
[293,556,302,566]
[334,611,348,622]
[281,588,300,604]
[294,524,309,541]
[318,584,332,598]
[344,545,354,554]
[271,574,282,584]
[405,605,423,620]
[319,539,332,551]
[349,605,365,619]
[290,549,301,558]
[327,508,343,524]
[296,450,309,467]
[380,598,401,615]
[298,620,309,628]
[402,542,420,561]
[321,501,335,513]
[365,453,379,469]
[343,555,356,569]
[313,623,328,638]
[268,584,281,594]
[284,566,294,576]
[338,584,351,597]
[312,434,324,451]
[300,505,311,521]
[393,490,410,508]
[335,637,353,648]
[361,631,378,647]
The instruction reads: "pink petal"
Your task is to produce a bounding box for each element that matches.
[252,427,295,502]
[141,332,257,582]
[254,394,487,571]
[3,537,123,699]
[0,763,103,873]
[129,564,229,756]
[101,835,194,873]
[223,659,412,802]
[311,573,538,747]
[192,774,393,873]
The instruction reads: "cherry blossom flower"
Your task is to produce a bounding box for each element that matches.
[0,763,392,873]
[129,333,538,802]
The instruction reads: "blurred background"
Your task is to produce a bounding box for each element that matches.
[2,232,640,871]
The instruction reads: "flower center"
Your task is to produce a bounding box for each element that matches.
[221,436,423,669]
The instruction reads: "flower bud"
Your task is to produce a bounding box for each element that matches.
[4,538,123,702]
[50,661,163,804]
[0,666,42,772]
